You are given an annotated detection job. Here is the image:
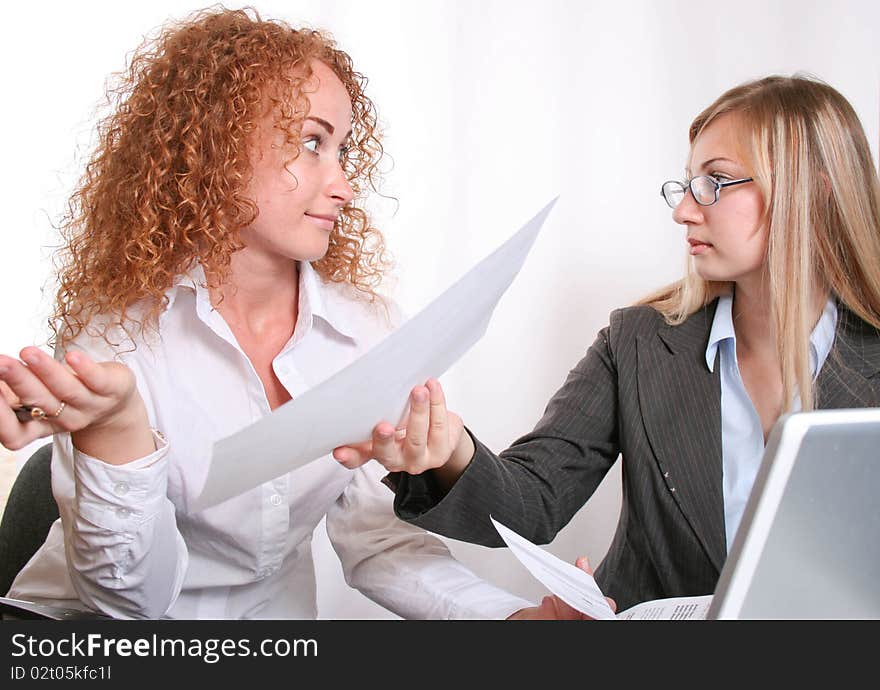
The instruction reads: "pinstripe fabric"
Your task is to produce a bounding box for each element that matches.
[394,299,880,610]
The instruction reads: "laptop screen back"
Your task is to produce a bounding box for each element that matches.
[709,408,880,619]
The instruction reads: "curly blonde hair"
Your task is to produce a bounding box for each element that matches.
[52,6,388,346]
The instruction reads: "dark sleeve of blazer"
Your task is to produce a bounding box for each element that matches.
[392,310,627,547]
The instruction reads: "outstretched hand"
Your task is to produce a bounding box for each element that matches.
[0,346,150,463]
[333,378,468,475]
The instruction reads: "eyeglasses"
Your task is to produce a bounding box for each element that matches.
[660,175,753,209]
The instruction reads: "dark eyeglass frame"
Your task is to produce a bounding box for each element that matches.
[660,175,754,209]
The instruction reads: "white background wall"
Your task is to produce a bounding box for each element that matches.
[2,0,878,618]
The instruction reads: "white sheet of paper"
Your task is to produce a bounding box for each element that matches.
[616,595,712,620]
[490,516,617,620]
[193,198,558,510]
[491,516,715,621]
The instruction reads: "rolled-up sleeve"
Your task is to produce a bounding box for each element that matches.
[39,328,189,619]
[59,430,187,619]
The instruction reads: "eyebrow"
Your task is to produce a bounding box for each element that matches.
[305,116,352,140]
[688,156,739,175]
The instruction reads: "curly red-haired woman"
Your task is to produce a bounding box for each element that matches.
[0,7,538,620]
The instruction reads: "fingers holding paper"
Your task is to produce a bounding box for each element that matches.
[507,557,617,620]
[333,378,471,481]
[575,556,617,613]
[373,378,465,474]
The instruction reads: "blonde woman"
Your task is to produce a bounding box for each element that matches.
[336,75,880,611]
[0,7,544,620]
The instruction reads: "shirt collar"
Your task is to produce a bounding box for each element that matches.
[165,261,356,340]
[297,260,357,340]
[704,294,839,375]
[162,262,206,316]
[705,294,735,372]
[810,298,837,375]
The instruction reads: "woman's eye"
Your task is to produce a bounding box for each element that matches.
[302,137,320,154]
[338,145,350,163]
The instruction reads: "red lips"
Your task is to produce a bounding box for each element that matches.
[305,212,338,223]
[687,237,712,248]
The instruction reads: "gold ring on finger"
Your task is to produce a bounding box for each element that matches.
[14,404,46,421]
[13,401,66,423]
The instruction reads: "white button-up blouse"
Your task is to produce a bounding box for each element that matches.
[9,262,532,619]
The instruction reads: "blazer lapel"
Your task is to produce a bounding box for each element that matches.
[636,302,727,573]
[632,301,879,575]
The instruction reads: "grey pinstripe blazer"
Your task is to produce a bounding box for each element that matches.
[393,300,880,610]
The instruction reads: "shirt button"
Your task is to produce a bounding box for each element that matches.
[116,507,131,518]
[270,494,283,507]
[114,482,130,496]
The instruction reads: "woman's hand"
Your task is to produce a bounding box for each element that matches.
[507,557,618,620]
[333,378,474,489]
[0,346,154,464]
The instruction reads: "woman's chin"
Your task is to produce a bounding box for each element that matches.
[299,243,331,263]
[692,261,730,283]
[282,236,331,263]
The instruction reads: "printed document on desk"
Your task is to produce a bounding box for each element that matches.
[490,517,712,620]
[194,198,558,510]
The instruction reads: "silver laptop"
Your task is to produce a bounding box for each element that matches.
[708,407,880,619]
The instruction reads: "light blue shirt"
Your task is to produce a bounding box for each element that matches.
[705,294,838,550]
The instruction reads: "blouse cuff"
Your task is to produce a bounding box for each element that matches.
[72,429,170,531]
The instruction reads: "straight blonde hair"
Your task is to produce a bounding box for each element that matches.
[641,75,880,411]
